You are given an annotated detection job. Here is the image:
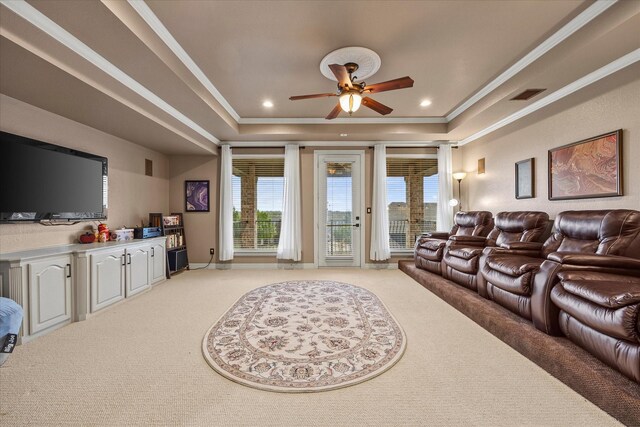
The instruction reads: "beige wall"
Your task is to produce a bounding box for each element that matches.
[168,154,219,264]
[0,95,169,253]
[460,72,640,218]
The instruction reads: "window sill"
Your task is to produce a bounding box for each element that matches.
[234,250,277,257]
[390,250,414,256]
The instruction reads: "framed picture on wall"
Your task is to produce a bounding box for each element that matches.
[515,158,535,199]
[185,180,210,212]
[548,129,622,200]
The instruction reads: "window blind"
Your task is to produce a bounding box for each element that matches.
[386,158,439,250]
[232,158,285,250]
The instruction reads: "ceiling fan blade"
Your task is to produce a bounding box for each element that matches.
[362,97,393,115]
[289,93,337,100]
[364,76,414,94]
[329,63,353,89]
[325,102,342,120]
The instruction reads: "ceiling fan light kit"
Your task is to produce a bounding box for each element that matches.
[339,91,362,115]
[290,46,414,120]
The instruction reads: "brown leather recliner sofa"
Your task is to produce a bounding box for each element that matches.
[414,211,493,275]
[441,211,550,291]
[478,210,640,336]
[551,269,640,383]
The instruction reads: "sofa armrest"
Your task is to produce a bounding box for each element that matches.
[547,252,640,273]
[482,245,540,258]
[448,235,487,247]
[420,232,451,240]
[501,241,543,251]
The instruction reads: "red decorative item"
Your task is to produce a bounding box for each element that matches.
[97,223,110,242]
[79,232,96,244]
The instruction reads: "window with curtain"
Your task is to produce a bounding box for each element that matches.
[232,157,285,250]
[386,157,439,250]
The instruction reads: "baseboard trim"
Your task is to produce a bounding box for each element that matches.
[364,263,398,269]
[189,262,316,270]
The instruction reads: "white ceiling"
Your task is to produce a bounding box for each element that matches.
[0,0,638,154]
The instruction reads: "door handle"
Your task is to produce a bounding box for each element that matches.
[352,223,360,228]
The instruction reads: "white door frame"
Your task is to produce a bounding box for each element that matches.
[313,150,366,268]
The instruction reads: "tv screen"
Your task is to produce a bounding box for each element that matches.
[0,131,108,222]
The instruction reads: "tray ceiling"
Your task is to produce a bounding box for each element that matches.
[0,0,638,154]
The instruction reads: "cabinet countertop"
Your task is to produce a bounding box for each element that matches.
[0,237,166,263]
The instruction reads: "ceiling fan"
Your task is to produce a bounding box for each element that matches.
[289,62,414,119]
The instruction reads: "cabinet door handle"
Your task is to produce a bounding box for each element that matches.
[151,247,154,257]
[122,254,126,266]
[127,253,132,265]
[66,263,71,278]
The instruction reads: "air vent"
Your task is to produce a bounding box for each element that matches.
[511,88,546,101]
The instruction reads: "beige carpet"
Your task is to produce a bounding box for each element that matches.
[0,269,618,426]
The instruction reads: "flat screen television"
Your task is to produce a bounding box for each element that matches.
[0,131,108,222]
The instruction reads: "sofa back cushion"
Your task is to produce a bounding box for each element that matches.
[542,210,640,258]
[486,211,550,247]
[451,211,494,237]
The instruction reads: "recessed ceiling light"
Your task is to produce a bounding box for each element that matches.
[340,133,348,137]
[262,100,274,108]
[420,99,432,107]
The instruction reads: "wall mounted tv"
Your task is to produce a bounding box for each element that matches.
[0,131,108,222]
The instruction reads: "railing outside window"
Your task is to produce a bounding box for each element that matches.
[233,219,281,250]
[389,219,437,249]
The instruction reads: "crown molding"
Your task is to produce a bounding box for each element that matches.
[127,0,241,122]
[457,48,640,146]
[226,140,445,148]
[446,0,618,122]
[238,117,448,125]
[1,0,219,144]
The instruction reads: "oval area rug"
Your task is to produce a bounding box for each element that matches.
[202,280,407,392]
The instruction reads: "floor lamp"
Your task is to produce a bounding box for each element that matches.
[452,172,467,211]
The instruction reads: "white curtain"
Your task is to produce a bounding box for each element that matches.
[219,145,234,261]
[370,144,391,261]
[436,144,454,231]
[277,144,302,261]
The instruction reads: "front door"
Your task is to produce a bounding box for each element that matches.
[316,151,364,267]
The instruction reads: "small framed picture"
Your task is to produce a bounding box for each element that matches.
[185,180,210,212]
[515,158,535,199]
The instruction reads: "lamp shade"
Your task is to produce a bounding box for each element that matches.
[452,172,467,181]
[339,91,362,114]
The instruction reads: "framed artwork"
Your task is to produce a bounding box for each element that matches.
[548,130,622,200]
[515,158,535,199]
[185,180,210,212]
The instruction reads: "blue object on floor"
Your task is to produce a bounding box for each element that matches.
[0,297,23,366]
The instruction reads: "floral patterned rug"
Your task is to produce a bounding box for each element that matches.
[202,280,407,392]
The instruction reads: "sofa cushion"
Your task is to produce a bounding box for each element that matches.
[443,252,478,274]
[559,276,640,309]
[481,263,535,296]
[419,240,446,251]
[447,247,483,260]
[551,285,639,343]
[485,255,542,276]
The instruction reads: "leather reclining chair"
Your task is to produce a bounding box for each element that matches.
[414,211,493,275]
[442,211,550,291]
[551,269,640,383]
[478,210,640,335]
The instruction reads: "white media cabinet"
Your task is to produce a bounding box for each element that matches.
[0,237,166,343]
